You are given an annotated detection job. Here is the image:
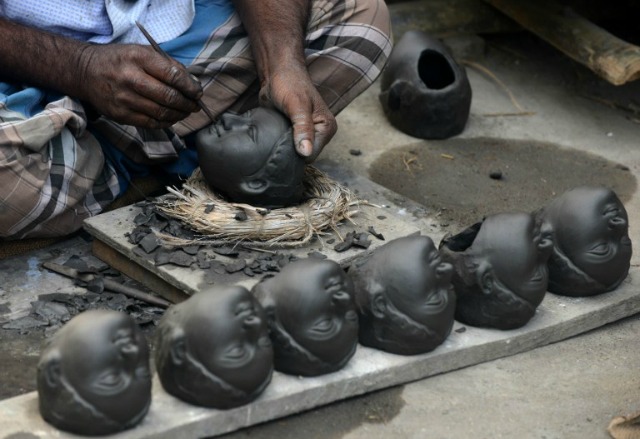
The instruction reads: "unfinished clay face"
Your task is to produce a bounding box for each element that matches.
[155,285,273,409]
[349,235,455,355]
[379,30,472,139]
[536,186,632,296]
[37,310,151,436]
[195,107,306,208]
[439,213,554,330]
[252,258,358,376]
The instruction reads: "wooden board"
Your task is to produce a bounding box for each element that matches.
[484,0,640,85]
[2,270,639,439]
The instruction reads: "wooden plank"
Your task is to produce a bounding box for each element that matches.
[484,0,640,85]
[92,240,190,304]
[389,0,520,39]
[2,270,639,438]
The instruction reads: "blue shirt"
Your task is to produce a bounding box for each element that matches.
[0,0,196,44]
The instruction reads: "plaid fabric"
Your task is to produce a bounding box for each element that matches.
[0,0,391,239]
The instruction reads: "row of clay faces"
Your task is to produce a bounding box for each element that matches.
[36,185,632,435]
[36,259,356,436]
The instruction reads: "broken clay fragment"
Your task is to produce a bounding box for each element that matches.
[439,212,553,330]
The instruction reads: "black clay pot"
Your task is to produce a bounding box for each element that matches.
[380,30,472,139]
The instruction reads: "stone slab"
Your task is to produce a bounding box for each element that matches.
[1,269,638,438]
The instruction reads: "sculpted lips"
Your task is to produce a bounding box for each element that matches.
[423,289,449,312]
[309,317,340,340]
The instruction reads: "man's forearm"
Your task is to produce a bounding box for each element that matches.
[231,0,310,83]
[0,18,90,99]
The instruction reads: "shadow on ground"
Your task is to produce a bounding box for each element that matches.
[369,137,637,230]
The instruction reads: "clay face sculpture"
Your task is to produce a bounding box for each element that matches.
[379,30,472,139]
[349,235,456,355]
[535,186,632,296]
[155,285,273,409]
[195,107,306,208]
[252,258,359,376]
[439,213,554,330]
[37,310,151,436]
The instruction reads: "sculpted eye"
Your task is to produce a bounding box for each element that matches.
[247,179,266,190]
[247,125,257,142]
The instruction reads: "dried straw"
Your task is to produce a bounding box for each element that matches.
[154,166,368,248]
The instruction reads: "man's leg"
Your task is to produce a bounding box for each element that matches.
[172,0,392,136]
[0,90,120,239]
[303,0,392,115]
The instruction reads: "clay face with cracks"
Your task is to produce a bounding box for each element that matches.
[349,235,456,355]
[535,186,632,296]
[154,285,273,409]
[37,310,152,436]
[196,107,306,208]
[252,258,359,376]
[439,212,554,330]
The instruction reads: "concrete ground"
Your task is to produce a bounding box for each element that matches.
[2,28,640,439]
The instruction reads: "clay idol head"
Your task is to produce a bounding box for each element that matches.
[155,285,273,409]
[535,186,632,296]
[195,107,306,208]
[440,213,554,330]
[37,310,151,436]
[349,235,455,355]
[379,30,472,139]
[252,258,359,376]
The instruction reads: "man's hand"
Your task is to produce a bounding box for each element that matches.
[232,0,336,162]
[0,18,202,129]
[258,63,336,162]
[76,44,203,129]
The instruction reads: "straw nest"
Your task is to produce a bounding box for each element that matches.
[154,166,367,248]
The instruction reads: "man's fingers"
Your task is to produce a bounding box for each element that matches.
[131,73,201,114]
[142,51,203,100]
[291,112,316,158]
[298,139,314,157]
[291,108,338,161]
[110,94,191,127]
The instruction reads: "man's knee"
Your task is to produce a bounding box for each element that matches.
[353,0,391,39]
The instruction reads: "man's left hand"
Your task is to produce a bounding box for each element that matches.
[258,63,336,163]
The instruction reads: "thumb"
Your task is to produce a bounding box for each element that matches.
[291,112,316,159]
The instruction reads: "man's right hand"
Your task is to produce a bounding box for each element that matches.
[76,44,203,129]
